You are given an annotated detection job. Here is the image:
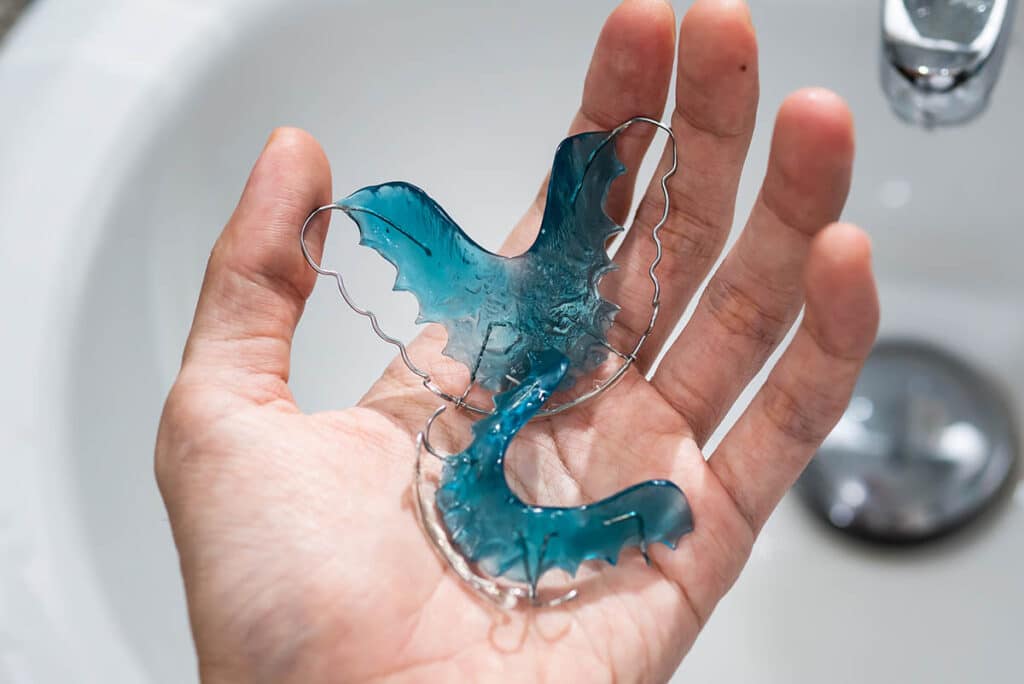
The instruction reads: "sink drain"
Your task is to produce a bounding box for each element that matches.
[796,340,1017,542]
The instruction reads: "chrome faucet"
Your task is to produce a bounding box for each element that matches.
[882,0,1018,126]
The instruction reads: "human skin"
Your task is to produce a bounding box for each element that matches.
[155,1,880,682]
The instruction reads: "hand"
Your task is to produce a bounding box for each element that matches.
[156,1,879,681]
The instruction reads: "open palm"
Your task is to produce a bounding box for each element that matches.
[156,1,879,682]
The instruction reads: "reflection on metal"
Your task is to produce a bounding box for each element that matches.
[881,0,1018,126]
[797,341,1017,542]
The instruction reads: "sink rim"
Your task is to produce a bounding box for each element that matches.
[0,0,285,680]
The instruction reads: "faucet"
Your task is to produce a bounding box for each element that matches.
[881,0,1018,126]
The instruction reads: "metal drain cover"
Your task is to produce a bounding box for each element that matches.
[797,341,1017,542]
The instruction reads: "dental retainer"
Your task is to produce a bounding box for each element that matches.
[301,117,693,609]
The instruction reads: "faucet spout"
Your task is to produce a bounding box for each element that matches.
[882,0,1017,126]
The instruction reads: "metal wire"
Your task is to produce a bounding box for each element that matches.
[300,116,677,418]
[420,405,450,461]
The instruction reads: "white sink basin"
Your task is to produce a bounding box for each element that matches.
[1,1,1021,681]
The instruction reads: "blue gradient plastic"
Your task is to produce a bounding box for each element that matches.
[336,128,692,593]
[337,131,625,391]
[435,350,693,592]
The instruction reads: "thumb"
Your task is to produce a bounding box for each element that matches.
[182,127,332,399]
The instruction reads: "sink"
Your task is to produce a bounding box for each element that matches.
[1,0,1021,682]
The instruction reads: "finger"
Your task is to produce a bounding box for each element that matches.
[183,127,332,390]
[502,0,676,255]
[709,223,879,532]
[605,0,759,365]
[651,88,855,443]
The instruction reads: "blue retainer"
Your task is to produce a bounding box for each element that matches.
[336,128,693,594]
